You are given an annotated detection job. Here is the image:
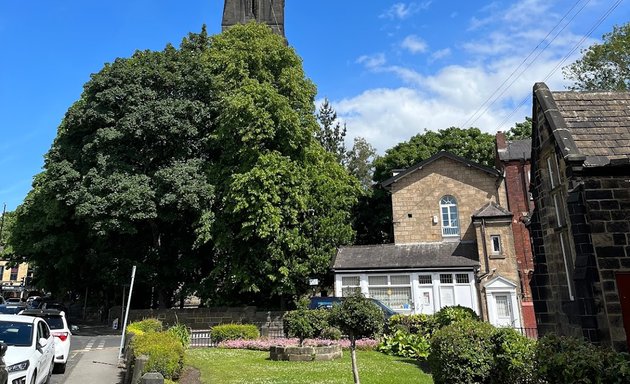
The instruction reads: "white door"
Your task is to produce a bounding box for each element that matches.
[417,288,434,314]
[493,294,514,327]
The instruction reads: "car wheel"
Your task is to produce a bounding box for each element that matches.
[54,363,66,374]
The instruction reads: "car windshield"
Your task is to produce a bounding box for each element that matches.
[0,306,25,314]
[0,321,33,346]
[41,316,64,330]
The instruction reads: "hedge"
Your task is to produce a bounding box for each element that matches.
[210,324,260,343]
[132,331,184,380]
[127,318,163,336]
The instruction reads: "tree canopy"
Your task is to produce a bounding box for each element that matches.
[564,22,630,91]
[372,127,495,183]
[9,23,360,307]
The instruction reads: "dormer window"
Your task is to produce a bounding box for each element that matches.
[440,195,459,237]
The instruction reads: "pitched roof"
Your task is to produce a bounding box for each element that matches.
[534,83,630,167]
[472,202,513,219]
[381,151,500,188]
[332,242,479,271]
[498,138,532,161]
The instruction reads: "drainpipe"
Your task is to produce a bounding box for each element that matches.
[475,218,492,321]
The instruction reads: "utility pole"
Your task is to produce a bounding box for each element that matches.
[0,203,6,251]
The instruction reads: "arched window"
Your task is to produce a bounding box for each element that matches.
[440,195,459,237]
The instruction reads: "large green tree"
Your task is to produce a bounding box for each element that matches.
[564,22,630,91]
[315,98,347,165]
[373,127,495,183]
[203,23,360,305]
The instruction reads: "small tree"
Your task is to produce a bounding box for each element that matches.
[283,309,329,346]
[329,294,383,384]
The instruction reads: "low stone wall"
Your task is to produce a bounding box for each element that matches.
[269,344,342,361]
[109,306,285,335]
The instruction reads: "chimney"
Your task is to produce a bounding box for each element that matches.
[496,131,507,151]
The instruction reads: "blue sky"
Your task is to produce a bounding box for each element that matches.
[0,0,628,211]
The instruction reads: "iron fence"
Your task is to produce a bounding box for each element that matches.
[190,329,215,348]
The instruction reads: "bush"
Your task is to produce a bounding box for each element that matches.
[127,318,163,336]
[377,328,430,359]
[429,319,495,384]
[132,331,184,379]
[434,305,479,329]
[491,328,536,384]
[210,324,260,343]
[320,326,342,341]
[387,313,436,336]
[283,309,330,345]
[535,334,630,384]
[167,323,191,348]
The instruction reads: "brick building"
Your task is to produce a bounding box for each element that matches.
[529,82,630,351]
[222,0,285,36]
[495,133,537,331]
[333,151,525,329]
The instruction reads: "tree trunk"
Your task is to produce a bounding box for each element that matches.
[350,337,360,384]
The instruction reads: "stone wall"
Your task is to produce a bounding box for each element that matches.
[110,306,285,334]
[391,156,504,244]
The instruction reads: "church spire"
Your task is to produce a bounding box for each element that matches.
[222,0,285,37]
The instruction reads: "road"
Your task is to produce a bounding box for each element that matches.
[50,332,123,384]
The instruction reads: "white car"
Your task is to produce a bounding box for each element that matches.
[0,314,55,384]
[18,310,71,374]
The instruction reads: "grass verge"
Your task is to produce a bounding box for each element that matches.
[185,348,433,384]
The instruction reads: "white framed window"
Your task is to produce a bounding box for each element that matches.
[418,275,432,285]
[495,294,512,318]
[440,195,459,237]
[490,235,502,254]
[367,274,412,311]
[341,276,361,296]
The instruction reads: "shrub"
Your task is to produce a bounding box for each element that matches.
[387,313,436,336]
[320,326,342,341]
[167,323,191,348]
[535,334,630,384]
[377,328,430,359]
[210,324,260,343]
[434,305,479,329]
[429,319,495,384]
[283,309,329,345]
[490,328,536,384]
[127,318,163,336]
[132,331,184,379]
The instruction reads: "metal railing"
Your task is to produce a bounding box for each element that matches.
[190,329,214,348]
[513,327,538,339]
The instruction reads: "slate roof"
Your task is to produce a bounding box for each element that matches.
[498,138,532,161]
[381,151,500,188]
[534,83,630,167]
[332,242,479,271]
[472,202,513,219]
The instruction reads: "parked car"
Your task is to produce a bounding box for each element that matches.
[18,309,72,374]
[0,304,28,315]
[0,314,55,384]
[308,296,397,319]
[0,342,7,384]
[4,299,23,305]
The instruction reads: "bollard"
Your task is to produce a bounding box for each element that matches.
[141,372,164,384]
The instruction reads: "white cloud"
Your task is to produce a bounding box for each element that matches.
[401,35,428,54]
[356,53,386,69]
[430,48,451,62]
[380,2,432,20]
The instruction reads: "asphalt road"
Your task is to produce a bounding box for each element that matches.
[49,333,123,384]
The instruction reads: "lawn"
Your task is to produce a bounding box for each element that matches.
[185,348,433,384]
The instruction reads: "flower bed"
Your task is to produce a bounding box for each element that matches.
[217,337,378,351]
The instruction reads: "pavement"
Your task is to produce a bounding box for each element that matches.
[63,346,125,384]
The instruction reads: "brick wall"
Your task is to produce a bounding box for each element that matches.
[391,157,503,244]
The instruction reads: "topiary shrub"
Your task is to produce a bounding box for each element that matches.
[434,305,480,329]
[132,331,184,379]
[535,334,630,384]
[429,319,495,384]
[167,323,191,348]
[210,324,260,343]
[320,326,342,341]
[490,327,536,384]
[127,318,163,336]
[283,309,330,346]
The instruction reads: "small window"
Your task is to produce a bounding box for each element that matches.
[440,274,453,284]
[368,276,388,286]
[390,275,410,285]
[495,295,511,318]
[440,195,460,237]
[341,276,360,286]
[455,274,470,284]
[491,235,502,254]
[418,275,432,285]
[9,267,18,281]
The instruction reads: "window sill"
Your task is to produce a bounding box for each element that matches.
[489,254,506,259]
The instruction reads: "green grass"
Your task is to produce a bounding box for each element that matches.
[185,348,433,384]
